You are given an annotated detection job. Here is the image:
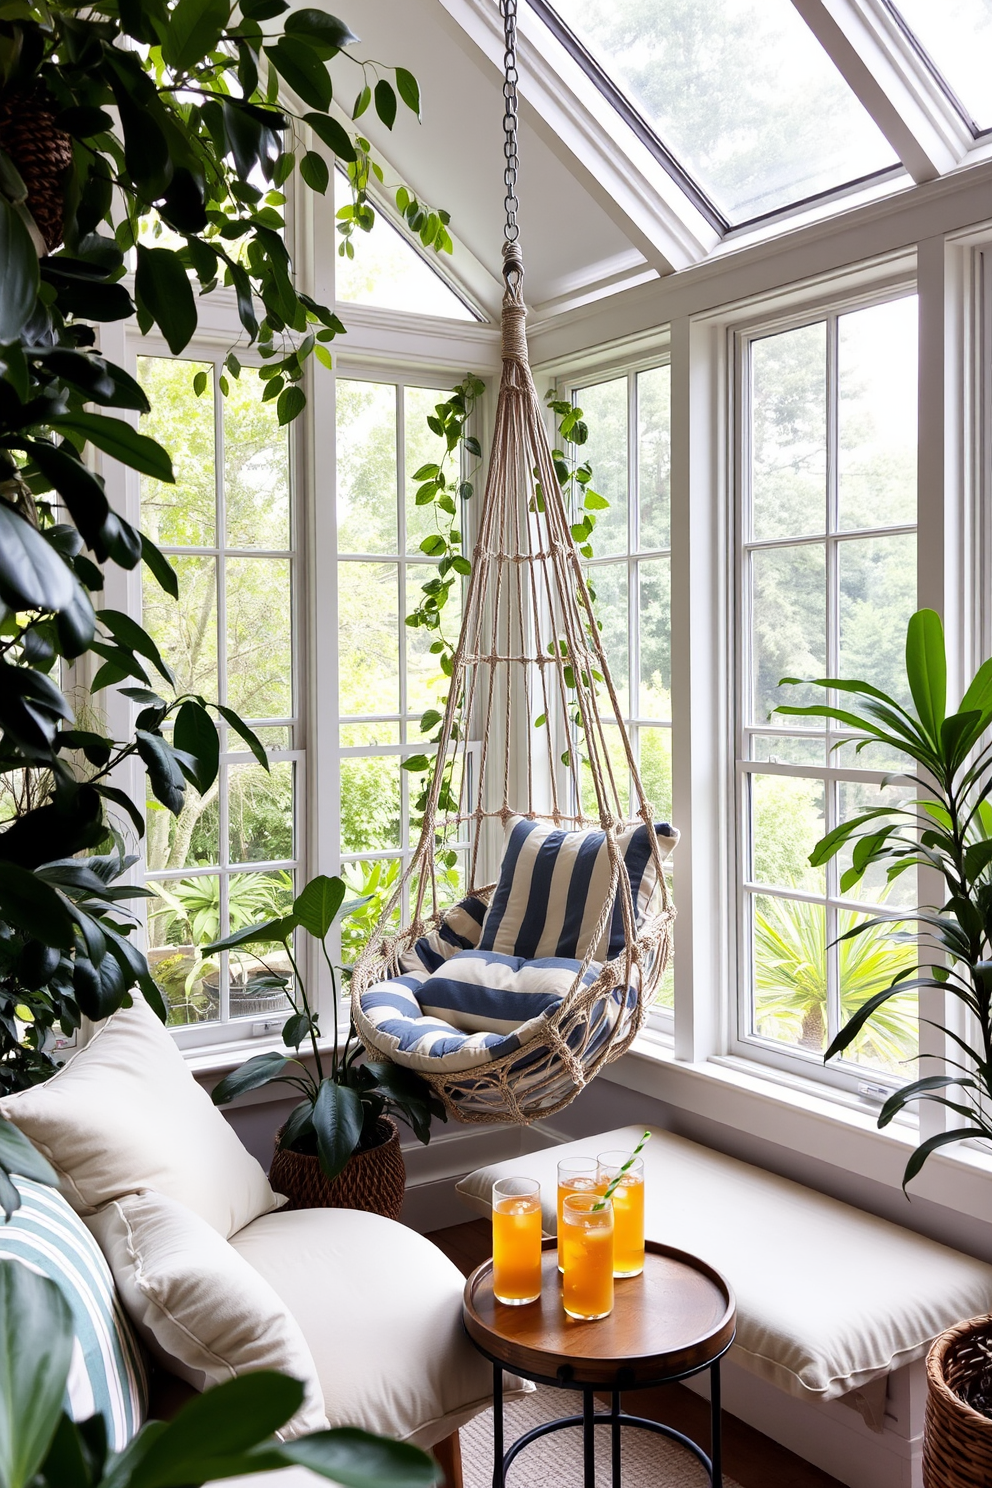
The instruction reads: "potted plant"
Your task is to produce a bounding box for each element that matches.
[778,608,992,1479]
[0,0,448,1189]
[206,874,446,1219]
[777,606,992,1187]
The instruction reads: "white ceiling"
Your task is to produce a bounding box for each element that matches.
[327,0,649,319]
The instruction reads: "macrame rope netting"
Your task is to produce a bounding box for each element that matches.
[349,0,672,1123]
[348,245,675,1124]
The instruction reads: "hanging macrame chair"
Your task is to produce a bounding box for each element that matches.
[349,0,676,1125]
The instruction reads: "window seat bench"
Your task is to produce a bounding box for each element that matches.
[455,1123,992,1488]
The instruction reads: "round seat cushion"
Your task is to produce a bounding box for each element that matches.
[229,1206,531,1447]
[358,951,633,1074]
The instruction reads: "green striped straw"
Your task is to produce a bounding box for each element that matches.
[592,1130,651,1211]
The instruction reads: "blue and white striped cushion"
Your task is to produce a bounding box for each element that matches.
[0,1178,147,1447]
[396,896,487,975]
[479,817,678,964]
[360,952,613,1073]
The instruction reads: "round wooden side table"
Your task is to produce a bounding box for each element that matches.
[463,1237,736,1488]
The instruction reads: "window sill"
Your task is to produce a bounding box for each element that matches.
[183,1032,342,1101]
[605,1031,992,1226]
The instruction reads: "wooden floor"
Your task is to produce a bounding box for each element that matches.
[427,1220,845,1488]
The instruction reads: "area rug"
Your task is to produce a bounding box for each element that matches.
[461,1385,743,1487]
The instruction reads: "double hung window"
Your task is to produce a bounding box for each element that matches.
[561,361,673,1008]
[735,294,919,1086]
[137,353,303,1038]
[334,375,475,959]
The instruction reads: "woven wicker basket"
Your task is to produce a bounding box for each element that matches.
[924,1313,992,1487]
[0,84,73,252]
[269,1117,406,1221]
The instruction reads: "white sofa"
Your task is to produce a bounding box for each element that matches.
[0,1000,526,1460]
[457,1123,992,1488]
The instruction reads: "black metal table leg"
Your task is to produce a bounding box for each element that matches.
[710,1359,722,1488]
[582,1388,595,1488]
[492,1363,503,1488]
[611,1390,621,1488]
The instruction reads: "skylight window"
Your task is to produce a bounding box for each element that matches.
[532,0,900,226]
[333,174,477,320]
[888,0,992,132]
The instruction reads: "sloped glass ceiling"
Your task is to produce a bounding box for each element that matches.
[539,0,900,225]
[890,0,992,131]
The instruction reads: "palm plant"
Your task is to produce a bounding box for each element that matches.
[753,894,917,1069]
[777,608,992,1186]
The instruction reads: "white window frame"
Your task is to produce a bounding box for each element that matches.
[330,361,486,936]
[731,281,920,1096]
[120,322,309,1053]
[551,342,675,1030]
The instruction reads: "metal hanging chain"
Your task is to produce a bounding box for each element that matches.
[500,0,520,246]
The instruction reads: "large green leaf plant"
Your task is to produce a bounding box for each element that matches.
[208,874,446,1180]
[0,2,449,1127]
[777,608,992,1187]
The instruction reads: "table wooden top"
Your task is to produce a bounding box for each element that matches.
[463,1238,736,1389]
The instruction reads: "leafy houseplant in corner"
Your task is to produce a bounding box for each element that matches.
[208,875,445,1219]
[776,608,992,1188]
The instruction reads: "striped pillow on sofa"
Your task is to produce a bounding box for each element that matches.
[479,816,678,964]
[0,1178,147,1447]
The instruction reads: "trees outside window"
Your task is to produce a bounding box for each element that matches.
[737,294,920,1083]
[138,354,302,1028]
[565,363,673,1008]
[335,376,475,956]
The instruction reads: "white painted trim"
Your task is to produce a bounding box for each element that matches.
[526,159,992,365]
[435,0,720,273]
[685,1354,924,1488]
[793,0,973,182]
[604,1033,992,1225]
[334,303,500,376]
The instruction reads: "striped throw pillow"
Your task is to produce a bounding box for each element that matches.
[0,1178,147,1447]
[479,817,678,963]
[397,896,487,975]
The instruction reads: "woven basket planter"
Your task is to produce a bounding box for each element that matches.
[0,84,73,252]
[269,1116,406,1221]
[924,1313,992,1487]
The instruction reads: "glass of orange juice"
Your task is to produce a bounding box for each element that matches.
[492,1177,542,1305]
[561,1192,614,1320]
[598,1150,645,1277]
[556,1157,600,1272]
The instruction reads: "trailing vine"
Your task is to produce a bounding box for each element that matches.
[396,382,609,879]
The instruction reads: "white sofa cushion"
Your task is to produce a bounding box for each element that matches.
[87,1191,325,1439]
[0,999,279,1237]
[230,1206,532,1448]
[455,1124,992,1404]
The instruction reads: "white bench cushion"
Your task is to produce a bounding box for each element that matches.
[230,1206,531,1449]
[456,1124,992,1404]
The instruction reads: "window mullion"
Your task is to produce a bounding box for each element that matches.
[396,386,410,922]
[825,314,840,1050]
